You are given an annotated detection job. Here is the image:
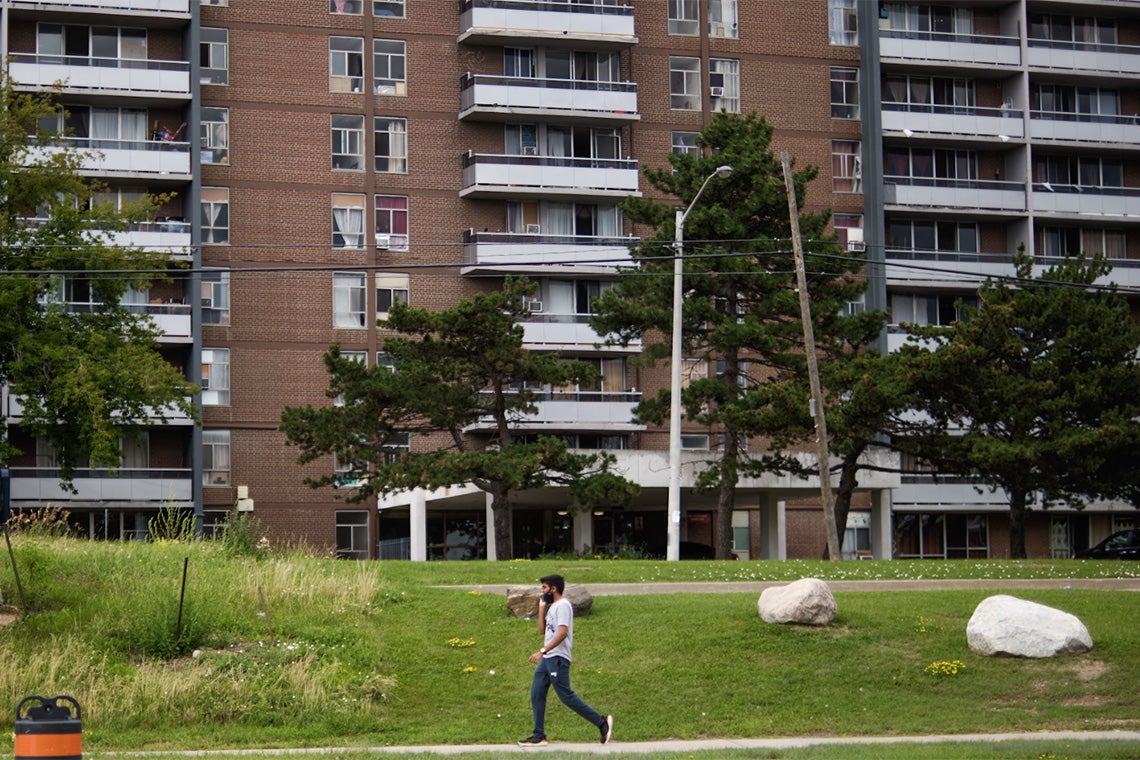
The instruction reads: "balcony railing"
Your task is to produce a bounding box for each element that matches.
[459,0,636,46]
[884,176,1027,212]
[519,314,641,350]
[470,389,641,430]
[8,0,190,13]
[7,468,193,504]
[1032,183,1140,217]
[1029,110,1140,146]
[460,74,638,123]
[879,29,1021,67]
[1027,38,1140,75]
[9,53,191,98]
[460,152,639,199]
[881,102,1024,140]
[27,136,191,178]
[462,229,634,270]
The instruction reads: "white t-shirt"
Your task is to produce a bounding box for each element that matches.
[543,597,574,661]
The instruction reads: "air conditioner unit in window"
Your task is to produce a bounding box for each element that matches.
[525,224,541,234]
[375,234,391,249]
[710,86,725,97]
[522,146,539,156]
[846,227,865,252]
[526,300,543,313]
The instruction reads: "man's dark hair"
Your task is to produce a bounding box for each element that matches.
[540,574,565,594]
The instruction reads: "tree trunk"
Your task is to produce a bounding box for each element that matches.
[823,454,861,560]
[490,488,513,561]
[1008,488,1028,559]
[714,431,740,559]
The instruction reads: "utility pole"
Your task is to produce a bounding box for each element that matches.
[780,152,841,561]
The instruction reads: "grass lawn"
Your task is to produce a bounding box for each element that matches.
[1,537,1138,753]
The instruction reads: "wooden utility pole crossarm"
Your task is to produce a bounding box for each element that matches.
[780,151,842,561]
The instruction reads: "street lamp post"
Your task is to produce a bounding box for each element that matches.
[667,164,732,562]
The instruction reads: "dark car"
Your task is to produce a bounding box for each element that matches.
[1073,529,1140,560]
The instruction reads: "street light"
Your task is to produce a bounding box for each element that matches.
[667,164,732,562]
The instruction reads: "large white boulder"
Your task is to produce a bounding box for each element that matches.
[967,595,1092,658]
[757,578,836,626]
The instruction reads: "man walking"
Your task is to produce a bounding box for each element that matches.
[519,574,613,746]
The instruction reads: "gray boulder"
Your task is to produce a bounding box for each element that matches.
[757,577,836,626]
[506,584,593,619]
[967,595,1092,658]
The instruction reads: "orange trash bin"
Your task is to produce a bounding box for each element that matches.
[14,696,81,760]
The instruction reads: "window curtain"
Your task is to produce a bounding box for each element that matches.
[121,434,149,470]
[597,205,621,237]
[334,207,364,247]
[546,280,575,318]
[546,127,570,157]
[92,108,119,148]
[545,203,573,236]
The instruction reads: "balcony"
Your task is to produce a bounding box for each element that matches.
[459,74,638,124]
[7,468,193,506]
[1029,111,1140,147]
[1027,39,1140,76]
[7,0,190,16]
[520,316,640,352]
[9,53,191,102]
[462,230,633,274]
[460,152,640,200]
[113,219,193,259]
[468,390,641,432]
[27,137,191,181]
[881,103,1024,141]
[458,0,636,48]
[879,29,1021,68]
[884,177,1027,213]
[4,388,194,423]
[885,249,1016,285]
[1032,184,1140,219]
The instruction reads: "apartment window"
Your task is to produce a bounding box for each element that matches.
[828,0,857,45]
[883,4,972,35]
[506,124,539,155]
[669,0,698,35]
[201,348,230,406]
[335,511,370,559]
[330,36,364,93]
[1035,155,1123,188]
[203,430,231,486]
[891,292,976,326]
[1037,226,1126,258]
[709,59,740,113]
[200,28,228,85]
[886,147,976,181]
[373,39,407,95]
[202,0,228,5]
[376,274,409,319]
[670,56,700,110]
[201,270,230,325]
[672,131,700,157]
[832,141,862,192]
[709,0,738,38]
[333,193,366,249]
[884,75,975,111]
[681,434,710,451]
[330,0,362,14]
[332,114,365,170]
[374,117,407,173]
[887,219,977,253]
[334,272,367,328]
[504,48,535,78]
[374,0,404,16]
[833,213,864,250]
[830,67,859,119]
[1030,14,1116,45]
[201,187,229,244]
[375,195,409,251]
[333,351,367,407]
[200,107,229,165]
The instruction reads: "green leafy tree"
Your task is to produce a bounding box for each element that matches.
[0,75,197,480]
[280,278,638,560]
[590,112,875,558]
[899,250,1140,558]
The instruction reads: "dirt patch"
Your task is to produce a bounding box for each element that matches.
[0,613,17,627]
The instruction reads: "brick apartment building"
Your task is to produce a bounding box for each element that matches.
[2,0,1136,561]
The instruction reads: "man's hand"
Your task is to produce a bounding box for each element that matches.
[529,650,544,664]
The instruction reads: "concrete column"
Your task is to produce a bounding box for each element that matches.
[871,489,893,560]
[573,509,593,554]
[758,493,787,560]
[485,492,497,561]
[410,490,427,562]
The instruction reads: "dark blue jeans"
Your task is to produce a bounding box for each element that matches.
[530,655,604,736]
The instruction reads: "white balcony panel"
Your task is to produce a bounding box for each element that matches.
[150,311,193,342]
[461,76,638,123]
[881,108,1023,140]
[112,228,193,257]
[520,319,640,351]
[1033,188,1140,218]
[463,236,633,272]
[885,253,1015,286]
[530,397,639,428]
[461,154,639,200]
[1029,115,1140,146]
[10,473,193,504]
[29,144,191,179]
[892,480,1011,509]
[460,1,636,46]
[10,0,189,13]
[879,33,1021,67]
[10,59,190,98]
[885,181,1027,212]
[1027,43,1140,76]
[4,393,193,424]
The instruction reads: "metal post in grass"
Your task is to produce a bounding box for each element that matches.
[258,585,276,646]
[176,556,189,648]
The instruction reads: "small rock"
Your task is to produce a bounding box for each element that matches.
[757,578,836,626]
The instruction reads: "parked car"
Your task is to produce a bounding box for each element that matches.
[1073,529,1140,560]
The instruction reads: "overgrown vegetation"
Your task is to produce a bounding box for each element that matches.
[0,537,1138,752]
